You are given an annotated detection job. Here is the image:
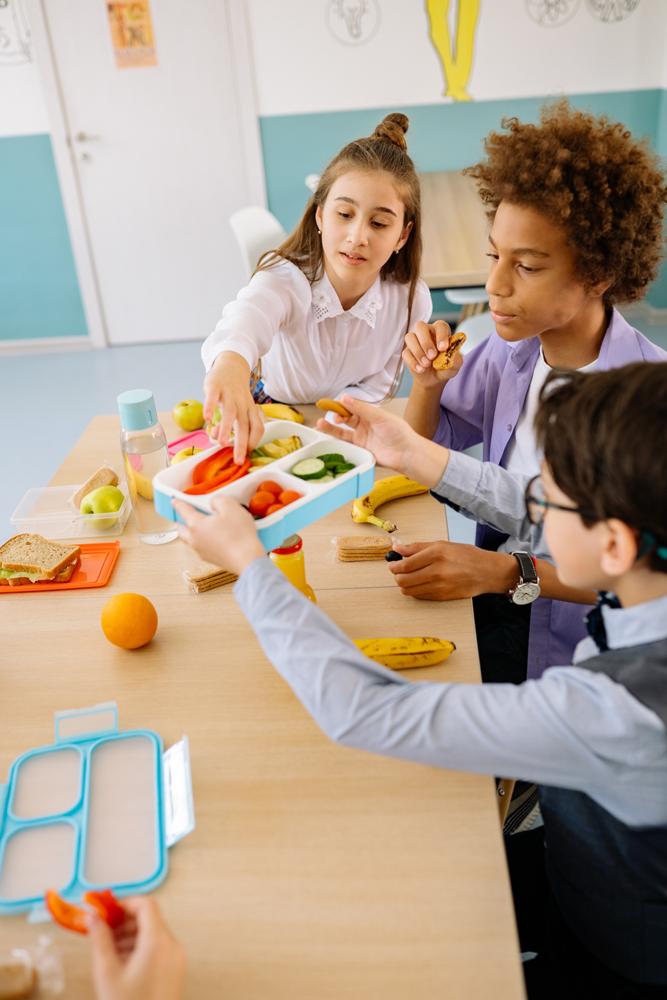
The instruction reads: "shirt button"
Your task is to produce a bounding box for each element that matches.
[507,423,512,432]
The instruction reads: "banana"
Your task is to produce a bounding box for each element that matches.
[354,637,456,670]
[258,402,305,424]
[351,475,429,532]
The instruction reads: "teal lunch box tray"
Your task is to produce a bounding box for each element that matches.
[152,419,376,551]
[0,703,194,920]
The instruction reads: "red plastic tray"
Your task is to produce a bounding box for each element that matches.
[0,542,120,594]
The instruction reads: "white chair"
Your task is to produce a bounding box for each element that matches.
[229,206,287,280]
[455,308,495,351]
[444,286,489,322]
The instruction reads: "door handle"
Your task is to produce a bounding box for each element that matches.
[75,132,101,142]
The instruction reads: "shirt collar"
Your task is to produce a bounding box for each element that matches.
[573,593,667,664]
[311,271,383,329]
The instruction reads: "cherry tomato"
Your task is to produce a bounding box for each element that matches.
[265,503,284,516]
[278,490,302,506]
[256,480,282,496]
[248,491,276,516]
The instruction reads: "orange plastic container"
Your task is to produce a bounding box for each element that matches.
[0,542,120,595]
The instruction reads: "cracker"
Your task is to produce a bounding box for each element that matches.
[336,536,392,562]
[181,564,238,594]
[432,331,467,371]
[316,398,351,418]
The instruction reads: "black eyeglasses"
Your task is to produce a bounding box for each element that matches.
[524,475,597,527]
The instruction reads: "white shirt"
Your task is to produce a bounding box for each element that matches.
[235,559,667,829]
[201,259,432,405]
[498,347,597,555]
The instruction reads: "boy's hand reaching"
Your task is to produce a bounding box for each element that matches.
[89,897,186,1000]
[403,320,464,389]
[317,395,449,489]
[172,496,266,576]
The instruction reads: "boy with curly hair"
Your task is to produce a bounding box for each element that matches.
[399,98,667,687]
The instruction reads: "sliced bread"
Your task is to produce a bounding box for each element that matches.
[0,535,81,579]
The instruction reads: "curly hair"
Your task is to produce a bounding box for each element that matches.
[465,98,667,305]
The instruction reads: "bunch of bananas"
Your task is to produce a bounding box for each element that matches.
[351,475,429,532]
[354,637,456,670]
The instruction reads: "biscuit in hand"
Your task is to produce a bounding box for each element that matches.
[316,398,351,418]
[432,331,466,371]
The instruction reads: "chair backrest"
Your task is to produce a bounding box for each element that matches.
[455,309,495,353]
[229,207,287,280]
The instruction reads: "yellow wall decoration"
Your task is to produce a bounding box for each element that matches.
[426,0,481,102]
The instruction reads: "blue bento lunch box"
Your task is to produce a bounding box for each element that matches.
[0,702,194,919]
[153,419,376,551]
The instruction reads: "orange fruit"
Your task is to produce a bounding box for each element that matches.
[101,593,158,649]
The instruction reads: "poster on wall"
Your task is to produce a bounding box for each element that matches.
[106,1,157,69]
[0,0,31,66]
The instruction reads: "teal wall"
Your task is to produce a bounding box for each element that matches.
[0,134,88,341]
[259,88,667,308]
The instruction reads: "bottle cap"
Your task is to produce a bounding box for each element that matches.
[271,534,302,555]
[117,390,158,431]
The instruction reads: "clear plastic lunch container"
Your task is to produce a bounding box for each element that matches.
[10,484,131,539]
[153,420,376,551]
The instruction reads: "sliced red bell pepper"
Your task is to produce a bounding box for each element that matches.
[84,889,125,929]
[45,888,126,934]
[183,457,251,495]
[192,447,234,485]
[45,889,89,935]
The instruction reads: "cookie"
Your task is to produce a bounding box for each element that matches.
[336,536,393,562]
[432,331,467,371]
[316,398,351,418]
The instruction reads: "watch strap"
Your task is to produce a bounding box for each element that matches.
[510,551,538,584]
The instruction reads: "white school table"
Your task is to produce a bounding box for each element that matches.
[420,170,491,290]
[0,401,524,999]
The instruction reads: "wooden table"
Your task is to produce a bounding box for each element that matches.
[420,170,491,289]
[0,403,524,999]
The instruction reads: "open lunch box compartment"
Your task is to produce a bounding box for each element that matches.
[153,420,376,551]
[0,703,194,918]
[10,483,131,539]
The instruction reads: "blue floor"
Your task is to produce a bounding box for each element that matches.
[3,316,666,542]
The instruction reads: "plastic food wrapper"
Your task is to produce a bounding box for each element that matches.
[180,563,238,593]
[330,536,408,563]
[68,460,120,511]
[0,936,64,997]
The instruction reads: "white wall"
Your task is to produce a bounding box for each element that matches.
[248,0,667,117]
[0,0,50,137]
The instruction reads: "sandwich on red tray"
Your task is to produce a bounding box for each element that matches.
[0,534,81,587]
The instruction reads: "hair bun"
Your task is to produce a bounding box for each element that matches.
[371,113,409,152]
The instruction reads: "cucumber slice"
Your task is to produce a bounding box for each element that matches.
[291,457,327,480]
[318,453,345,465]
[314,473,335,484]
[333,462,355,475]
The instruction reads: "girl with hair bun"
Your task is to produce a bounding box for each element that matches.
[201,113,431,461]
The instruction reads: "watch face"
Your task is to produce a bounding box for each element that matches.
[512,582,541,605]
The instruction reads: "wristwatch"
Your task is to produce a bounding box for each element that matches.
[507,552,541,605]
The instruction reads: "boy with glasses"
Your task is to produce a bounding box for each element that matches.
[174,363,667,998]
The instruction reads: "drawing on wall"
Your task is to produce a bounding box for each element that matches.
[325,0,381,46]
[586,0,639,20]
[0,0,31,65]
[525,0,581,26]
[426,0,481,102]
[106,1,157,69]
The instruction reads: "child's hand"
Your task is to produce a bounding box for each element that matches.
[172,496,266,576]
[89,897,186,1000]
[203,353,265,465]
[317,395,447,488]
[403,321,464,389]
[388,540,519,600]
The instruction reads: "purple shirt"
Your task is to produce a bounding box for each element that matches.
[432,308,667,678]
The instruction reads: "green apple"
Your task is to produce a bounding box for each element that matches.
[172,399,205,431]
[171,446,203,465]
[80,485,125,529]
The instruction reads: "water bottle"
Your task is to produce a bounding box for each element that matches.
[118,389,179,545]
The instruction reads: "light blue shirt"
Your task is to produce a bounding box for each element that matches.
[235,559,667,829]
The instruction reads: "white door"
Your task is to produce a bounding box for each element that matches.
[29,0,264,345]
